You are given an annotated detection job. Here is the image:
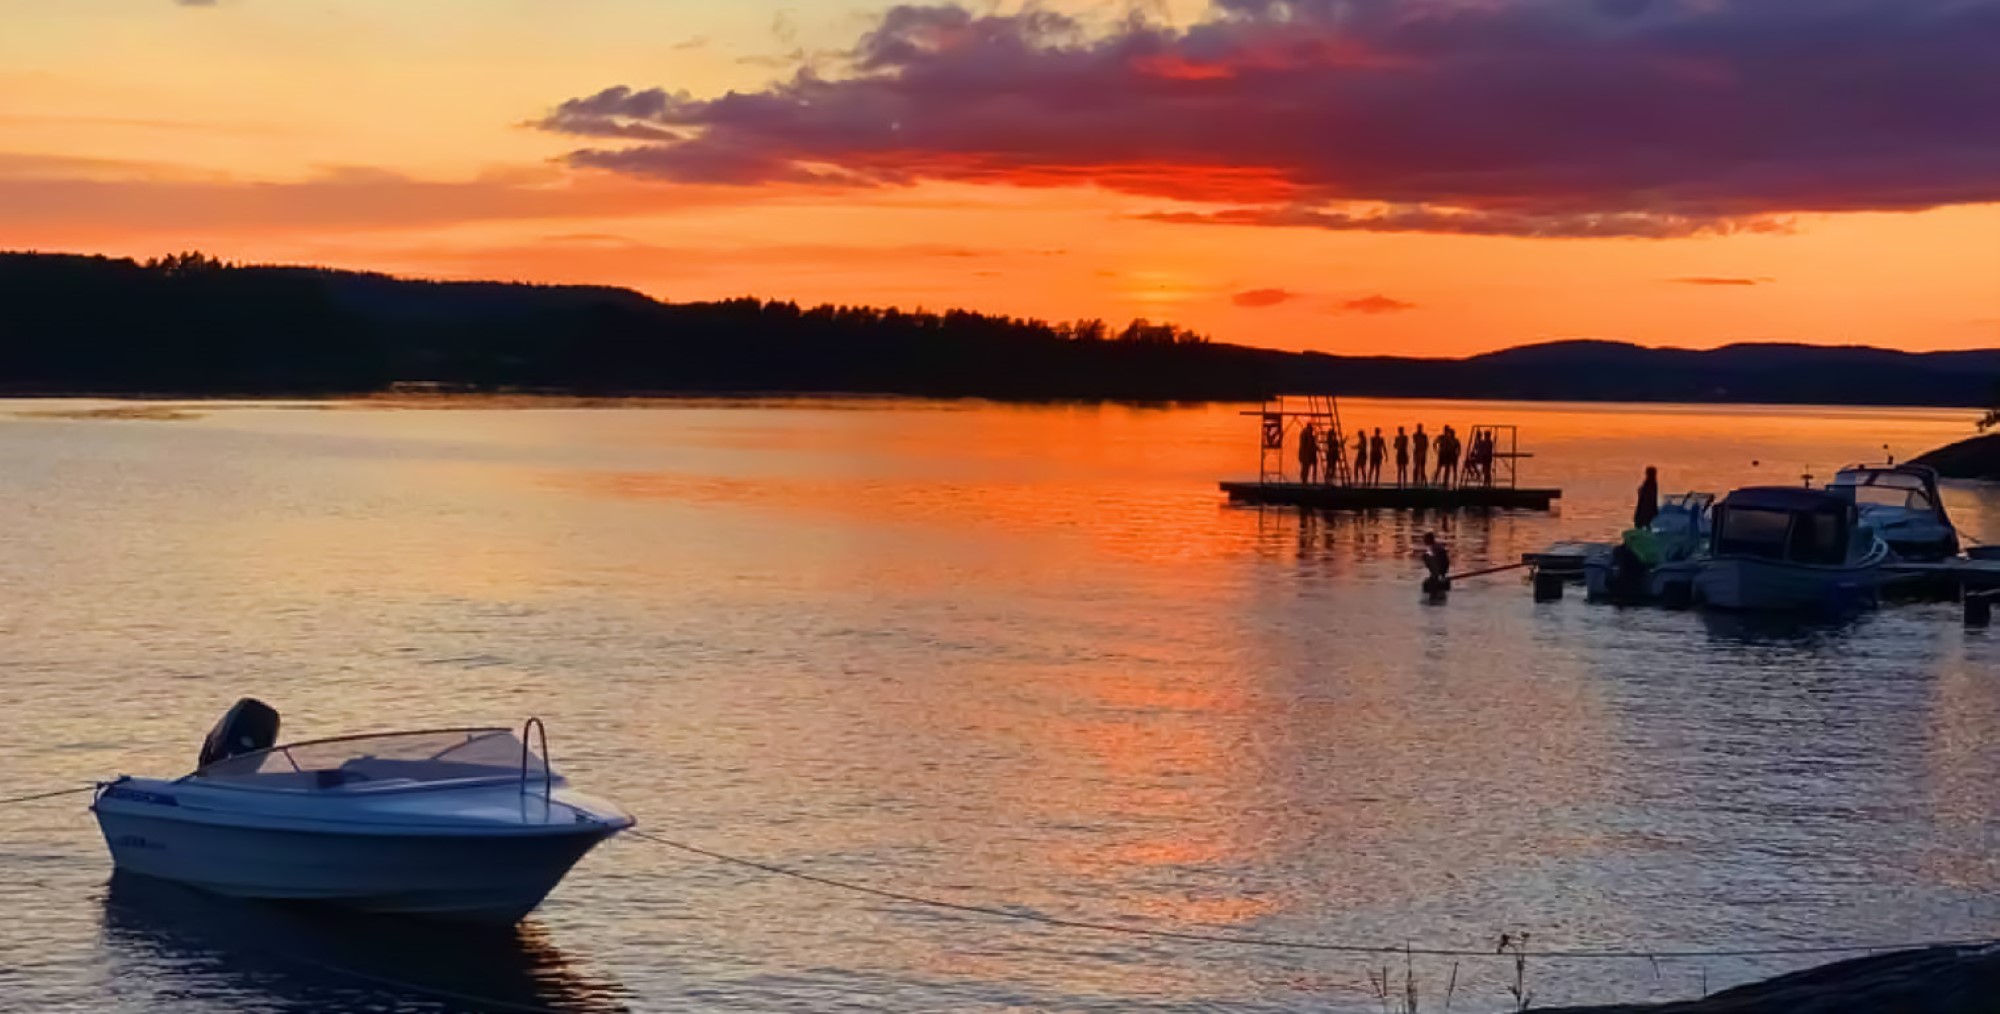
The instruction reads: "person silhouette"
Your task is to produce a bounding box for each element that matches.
[1471,430,1493,486]
[1353,431,1368,486]
[1421,531,1451,596]
[1298,422,1319,484]
[1393,427,1410,486]
[1634,465,1660,529]
[1412,425,1429,486]
[1439,426,1460,487]
[1368,428,1386,485]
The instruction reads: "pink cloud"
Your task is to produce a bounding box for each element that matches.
[537,1,2000,238]
[0,162,799,242]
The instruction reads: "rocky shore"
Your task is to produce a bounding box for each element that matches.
[1532,943,2000,1013]
[1911,433,2000,481]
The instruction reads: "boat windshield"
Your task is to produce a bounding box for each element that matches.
[1714,507,1795,561]
[192,727,547,791]
[1714,505,1850,564]
[1832,470,1935,513]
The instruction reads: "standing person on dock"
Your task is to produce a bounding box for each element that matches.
[1439,426,1460,487]
[1298,422,1319,484]
[1353,430,1368,486]
[1369,428,1386,485]
[1473,430,1494,486]
[1394,427,1410,486]
[1634,465,1660,529]
[1412,424,1430,486]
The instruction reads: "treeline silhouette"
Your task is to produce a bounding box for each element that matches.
[0,252,1256,399]
[2,250,1996,406]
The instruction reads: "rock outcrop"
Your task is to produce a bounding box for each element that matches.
[1910,434,2000,481]
[1531,944,2000,1014]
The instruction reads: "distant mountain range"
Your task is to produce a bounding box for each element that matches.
[2,251,1995,408]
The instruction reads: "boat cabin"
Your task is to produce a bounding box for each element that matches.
[1710,487,1859,566]
[1829,464,1947,519]
[189,727,547,792]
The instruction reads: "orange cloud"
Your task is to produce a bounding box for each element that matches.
[1335,294,1415,315]
[1230,287,1296,308]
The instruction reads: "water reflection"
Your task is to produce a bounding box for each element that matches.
[7,400,1998,1012]
[98,873,630,1013]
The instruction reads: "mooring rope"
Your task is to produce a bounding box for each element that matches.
[6,786,1991,966]
[0,784,96,806]
[628,829,1996,962]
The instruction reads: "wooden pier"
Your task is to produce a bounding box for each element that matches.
[1519,541,2000,623]
[1222,481,1561,511]
[1882,558,2000,591]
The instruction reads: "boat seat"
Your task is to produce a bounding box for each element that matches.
[335,757,524,784]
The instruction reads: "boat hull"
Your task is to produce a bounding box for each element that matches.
[1692,557,1883,613]
[95,807,616,924]
[1584,554,1700,604]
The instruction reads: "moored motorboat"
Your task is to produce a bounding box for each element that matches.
[1692,487,1891,612]
[1585,491,1713,603]
[92,699,633,924]
[1828,463,1959,561]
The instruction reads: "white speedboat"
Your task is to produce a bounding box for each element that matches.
[1585,491,1713,603]
[92,699,634,924]
[1828,463,1959,561]
[1692,487,1891,612]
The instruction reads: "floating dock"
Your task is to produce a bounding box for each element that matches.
[1520,541,1606,574]
[1220,394,1562,513]
[1223,481,1561,510]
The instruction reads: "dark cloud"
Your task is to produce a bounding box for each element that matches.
[1142,205,1791,239]
[1672,276,1771,285]
[1335,294,1416,315]
[536,0,2000,239]
[1231,287,1297,307]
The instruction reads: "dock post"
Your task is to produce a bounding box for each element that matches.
[1968,590,1993,629]
[1532,569,1565,602]
[1660,581,1694,610]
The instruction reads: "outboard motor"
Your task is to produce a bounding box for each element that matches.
[197,698,281,769]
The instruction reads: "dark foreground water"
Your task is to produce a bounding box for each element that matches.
[1,398,1996,1013]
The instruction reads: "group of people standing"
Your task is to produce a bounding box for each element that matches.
[1295,422,1497,487]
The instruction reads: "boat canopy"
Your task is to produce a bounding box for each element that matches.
[1830,465,1941,514]
[1712,487,1855,565]
[190,727,547,792]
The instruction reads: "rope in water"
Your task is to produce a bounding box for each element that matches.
[0,784,96,806]
[625,830,1996,962]
[5,786,1992,966]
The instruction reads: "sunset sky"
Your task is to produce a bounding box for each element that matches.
[3,0,1996,355]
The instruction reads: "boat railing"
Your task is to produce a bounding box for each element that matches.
[520,716,551,805]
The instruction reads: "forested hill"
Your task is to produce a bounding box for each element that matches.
[3,251,1996,407]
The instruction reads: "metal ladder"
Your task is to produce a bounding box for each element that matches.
[1307,394,1352,486]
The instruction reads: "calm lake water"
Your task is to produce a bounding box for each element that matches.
[1,398,1996,1013]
